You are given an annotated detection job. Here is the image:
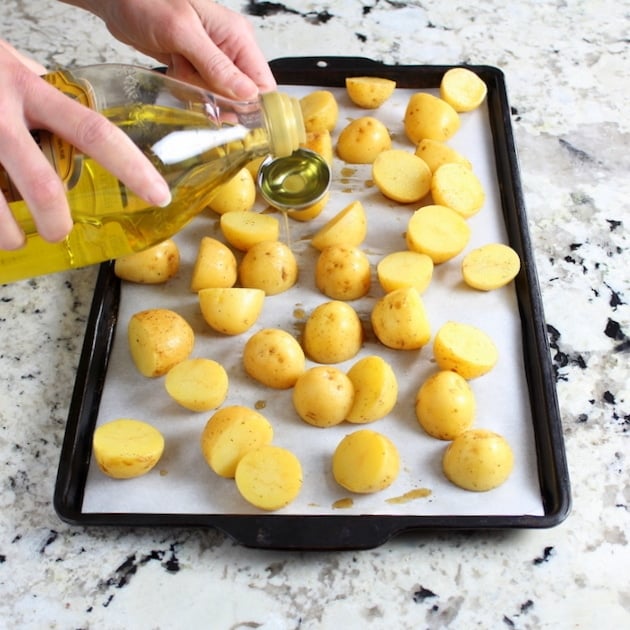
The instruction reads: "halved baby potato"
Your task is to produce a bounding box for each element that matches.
[461,243,521,291]
[376,250,434,294]
[207,167,256,214]
[404,92,460,143]
[220,211,280,251]
[440,67,488,112]
[165,358,228,412]
[372,149,432,204]
[114,239,179,284]
[345,76,396,109]
[190,236,237,292]
[311,200,367,251]
[198,287,265,335]
[336,116,391,164]
[346,355,398,423]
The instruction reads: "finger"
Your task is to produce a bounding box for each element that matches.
[26,82,172,210]
[0,194,27,250]
[0,126,73,243]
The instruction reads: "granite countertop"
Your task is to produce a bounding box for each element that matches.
[1,1,628,628]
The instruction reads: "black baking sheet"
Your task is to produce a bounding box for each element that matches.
[54,57,570,550]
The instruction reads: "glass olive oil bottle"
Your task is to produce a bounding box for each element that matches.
[0,64,321,284]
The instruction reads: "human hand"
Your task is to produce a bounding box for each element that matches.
[65,0,277,99]
[0,40,171,250]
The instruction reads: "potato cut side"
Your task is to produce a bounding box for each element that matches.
[165,358,228,412]
[433,321,498,379]
[201,405,274,478]
[372,149,432,204]
[332,429,400,493]
[128,308,194,377]
[300,90,339,133]
[414,138,472,174]
[302,129,334,165]
[431,162,486,218]
[404,92,460,143]
[235,445,303,510]
[462,243,521,291]
[345,76,396,109]
[220,211,280,251]
[406,205,471,264]
[207,167,256,214]
[376,250,434,293]
[440,67,488,112]
[346,355,398,423]
[93,418,164,479]
[310,200,367,250]
[199,287,265,335]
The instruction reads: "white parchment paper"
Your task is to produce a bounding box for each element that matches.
[82,85,544,518]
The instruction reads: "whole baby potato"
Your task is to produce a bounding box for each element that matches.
[332,429,400,493]
[200,405,274,478]
[315,245,371,301]
[404,92,460,143]
[198,287,265,335]
[239,240,298,295]
[302,300,363,364]
[415,370,476,440]
[442,429,514,491]
[207,167,256,214]
[346,355,398,423]
[165,358,228,412]
[336,116,391,164]
[292,366,355,428]
[128,308,194,377]
[371,287,431,350]
[92,418,164,479]
[190,236,237,292]
[114,239,179,284]
[243,328,305,389]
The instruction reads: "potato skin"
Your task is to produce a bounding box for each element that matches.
[345,355,398,423]
[315,245,371,301]
[239,240,298,296]
[337,116,392,164]
[128,308,194,377]
[92,418,164,479]
[190,236,237,293]
[442,429,514,491]
[415,370,476,440]
[404,92,460,143]
[302,300,363,364]
[114,239,179,284]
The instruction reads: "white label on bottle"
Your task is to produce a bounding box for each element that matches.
[151,125,249,165]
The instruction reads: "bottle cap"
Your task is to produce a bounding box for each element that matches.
[261,92,306,157]
[257,148,331,211]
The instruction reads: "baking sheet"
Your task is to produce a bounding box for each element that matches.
[55,58,570,549]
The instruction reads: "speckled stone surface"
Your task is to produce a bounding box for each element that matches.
[1,1,628,628]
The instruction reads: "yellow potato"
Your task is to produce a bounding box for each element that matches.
[200,405,273,478]
[310,200,367,251]
[376,250,434,293]
[345,76,396,109]
[415,370,476,440]
[302,129,334,165]
[93,418,164,479]
[207,167,256,215]
[440,67,488,112]
[414,138,472,173]
[292,366,355,428]
[243,328,305,389]
[406,204,471,264]
[235,445,303,511]
[336,116,391,164]
[239,240,298,295]
[315,245,371,301]
[219,211,280,251]
[164,358,228,412]
[371,287,431,350]
[114,239,179,284]
[300,90,339,132]
[302,300,363,364]
[332,429,400,493]
[431,162,485,218]
[433,321,498,379]
[287,191,330,222]
[190,236,237,292]
[346,355,398,423]
[371,149,432,204]
[245,155,266,180]
[461,243,521,291]
[198,287,264,335]
[128,308,194,377]
[404,92,460,143]
[442,429,514,491]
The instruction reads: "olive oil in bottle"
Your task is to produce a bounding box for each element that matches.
[0,64,324,284]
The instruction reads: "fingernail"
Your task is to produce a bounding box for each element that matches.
[150,180,172,208]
